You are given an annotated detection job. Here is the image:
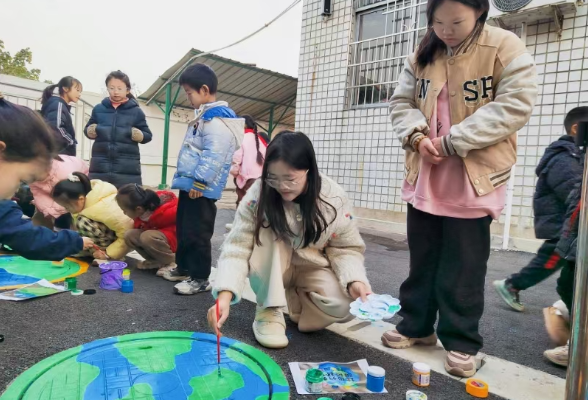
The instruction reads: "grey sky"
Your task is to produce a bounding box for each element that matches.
[0,0,302,94]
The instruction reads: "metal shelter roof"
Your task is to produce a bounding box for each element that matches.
[139,49,298,128]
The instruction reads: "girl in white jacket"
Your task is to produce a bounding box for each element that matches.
[208,131,371,349]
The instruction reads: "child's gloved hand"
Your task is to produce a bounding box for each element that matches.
[207,291,233,336]
[131,128,144,143]
[82,237,95,250]
[86,124,98,139]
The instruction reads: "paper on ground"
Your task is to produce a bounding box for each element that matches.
[289,359,387,394]
[0,279,66,301]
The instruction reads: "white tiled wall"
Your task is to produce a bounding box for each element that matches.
[296,0,588,243]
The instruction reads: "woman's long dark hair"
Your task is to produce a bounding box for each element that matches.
[105,70,135,100]
[41,76,82,104]
[254,131,335,248]
[242,114,264,165]
[416,0,489,68]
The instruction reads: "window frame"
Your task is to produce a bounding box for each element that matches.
[346,0,428,109]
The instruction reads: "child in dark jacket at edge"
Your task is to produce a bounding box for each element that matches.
[494,107,587,312]
[542,121,586,368]
[0,93,94,260]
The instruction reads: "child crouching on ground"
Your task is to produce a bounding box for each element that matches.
[52,172,133,263]
[116,184,178,277]
[0,94,93,259]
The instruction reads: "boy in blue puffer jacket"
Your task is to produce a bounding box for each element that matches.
[164,64,244,295]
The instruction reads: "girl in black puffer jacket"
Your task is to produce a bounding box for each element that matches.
[85,71,152,188]
[41,76,83,156]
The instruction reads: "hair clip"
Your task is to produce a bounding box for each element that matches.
[68,174,80,182]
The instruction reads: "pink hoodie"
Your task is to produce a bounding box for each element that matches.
[29,155,89,219]
[230,129,267,189]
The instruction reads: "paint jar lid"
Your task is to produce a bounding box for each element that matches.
[413,363,431,373]
[367,366,385,377]
[122,269,130,275]
[305,368,324,383]
[406,390,428,400]
[71,289,84,296]
[466,378,489,398]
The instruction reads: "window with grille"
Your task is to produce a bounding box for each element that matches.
[347,0,428,107]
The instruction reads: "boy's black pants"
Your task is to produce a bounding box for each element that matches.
[397,205,492,355]
[176,192,217,280]
[506,239,566,291]
[557,261,576,319]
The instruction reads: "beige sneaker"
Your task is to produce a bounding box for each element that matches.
[544,343,569,367]
[381,330,438,349]
[253,307,289,349]
[156,263,177,277]
[445,351,477,378]
[543,307,570,346]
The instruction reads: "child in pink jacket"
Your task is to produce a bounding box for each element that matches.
[30,155,89,229]
[230,115,267,206]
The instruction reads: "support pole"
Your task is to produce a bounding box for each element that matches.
[566,121,588,400]
[268,106,275,139]
[502,22,526,250]
[159,84,172,189]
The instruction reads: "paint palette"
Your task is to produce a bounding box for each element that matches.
[0,331,290,400]
[350,294,401,322]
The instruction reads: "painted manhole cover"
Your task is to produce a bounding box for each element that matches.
[0,255,88,290]
[0,331,290,400]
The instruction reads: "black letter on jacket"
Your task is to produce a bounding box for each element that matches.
[463,80,479,102]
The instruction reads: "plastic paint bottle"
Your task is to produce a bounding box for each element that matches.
[122,269,131,280]
[121,280,134,293]
[64,277,77,291]
[412,362,431,387]
[366,366,386,392]
[305,369,324,394]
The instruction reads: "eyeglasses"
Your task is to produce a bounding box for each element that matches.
[265,170,308,190]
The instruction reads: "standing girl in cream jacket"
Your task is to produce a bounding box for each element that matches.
[208,131,370,349]
[382,0,537,378]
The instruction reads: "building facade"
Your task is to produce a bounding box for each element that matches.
[295,0,588,250]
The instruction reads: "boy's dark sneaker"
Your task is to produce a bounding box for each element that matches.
[174,279,211,295]
[163,268,189,282]
[493,279,524,312]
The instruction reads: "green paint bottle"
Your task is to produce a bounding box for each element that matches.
[305,369,324,394]
[64,277,77,291]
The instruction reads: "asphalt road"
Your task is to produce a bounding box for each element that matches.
[0,209,565,399]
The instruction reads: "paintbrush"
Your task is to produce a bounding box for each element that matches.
[216,299,221,376]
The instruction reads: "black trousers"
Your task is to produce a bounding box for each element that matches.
[176,192,217,280]
[557,261,576,319]
[507,239,566,291]
[397,205,492,355]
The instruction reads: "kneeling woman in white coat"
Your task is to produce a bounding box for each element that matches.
[208,131,371,348]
